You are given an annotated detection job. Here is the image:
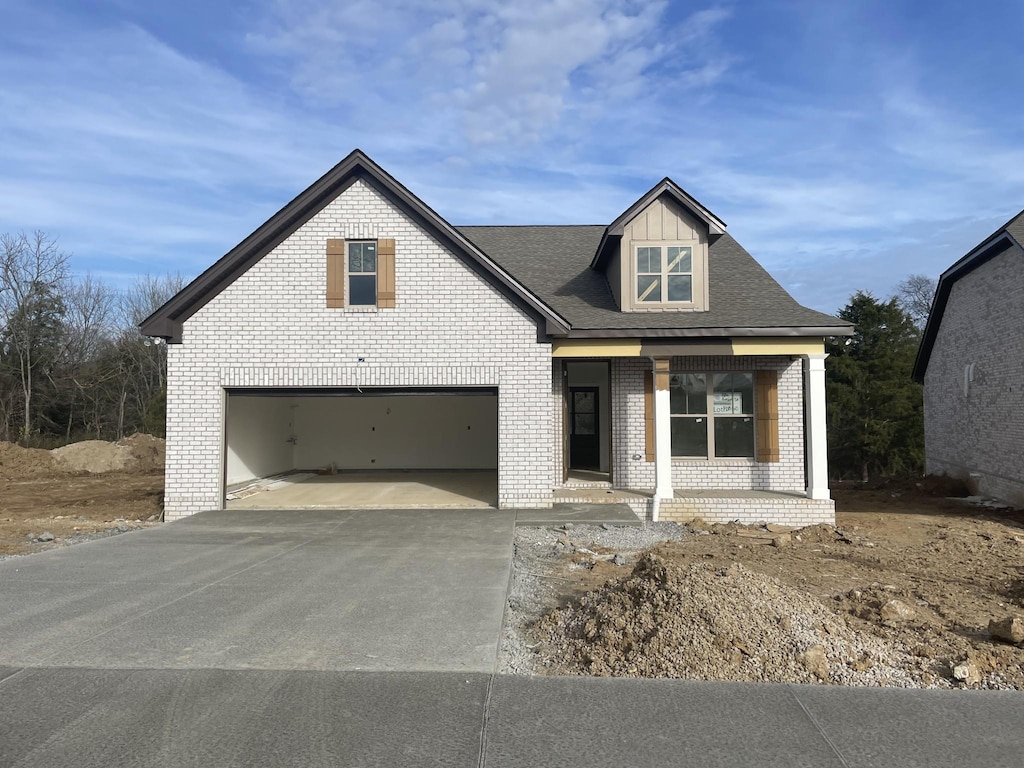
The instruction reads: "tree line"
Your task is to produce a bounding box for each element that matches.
[825,275,936,481]
[0,231,183,446]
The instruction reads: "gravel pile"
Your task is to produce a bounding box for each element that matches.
[537,553,944,687]
[499,523,690,674]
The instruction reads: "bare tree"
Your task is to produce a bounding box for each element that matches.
[0,231,69,440]
[111,273,186,437]
[60,274,119,438]
[64,273,117,364]
[894,274,937,330]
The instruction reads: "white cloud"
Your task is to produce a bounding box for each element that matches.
[249,0,734,148]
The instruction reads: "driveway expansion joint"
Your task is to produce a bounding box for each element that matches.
[787,684,852,768]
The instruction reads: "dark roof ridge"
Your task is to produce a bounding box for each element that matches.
[456,224,607,228]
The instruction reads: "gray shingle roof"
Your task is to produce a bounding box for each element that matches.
[458,225,849,333]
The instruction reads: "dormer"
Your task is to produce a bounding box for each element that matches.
[591,179,726,313]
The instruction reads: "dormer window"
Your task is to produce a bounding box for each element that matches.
[636,244,694,304]
[606,190,712,313]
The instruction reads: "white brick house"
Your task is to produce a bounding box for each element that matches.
[913,210,1024,507]
[142,151,852,524]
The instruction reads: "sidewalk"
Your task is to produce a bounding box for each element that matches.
[2,669,1021,767]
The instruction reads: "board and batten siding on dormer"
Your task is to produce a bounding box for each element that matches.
[620,195,709,312]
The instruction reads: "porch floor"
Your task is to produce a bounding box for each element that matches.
[553,486,834,527]
[554,487,811,504]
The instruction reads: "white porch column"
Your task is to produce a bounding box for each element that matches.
[652,358,674,513]
[803,353,830,500]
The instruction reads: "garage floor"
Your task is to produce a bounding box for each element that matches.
[227,470,498,509]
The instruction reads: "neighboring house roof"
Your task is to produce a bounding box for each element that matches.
[459,225,851,337]
[912,209,1024,382]
[140,149,572,342]
[141,149,851,342]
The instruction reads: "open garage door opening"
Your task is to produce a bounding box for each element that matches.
[224,388,498,509]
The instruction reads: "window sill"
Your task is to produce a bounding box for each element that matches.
[671,457,757,464]
[625,305,705,313]
[341,305,379,313]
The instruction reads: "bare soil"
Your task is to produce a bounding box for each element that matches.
[0,437,165,556]
[518,483,1024,689]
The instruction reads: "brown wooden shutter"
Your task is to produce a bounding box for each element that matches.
[643,370,655,461]
[377,238,396,308]
[326,239,345,308]
[755,369,780,462]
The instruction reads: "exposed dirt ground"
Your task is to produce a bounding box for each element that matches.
[0,436,165,556]
[516,483,1024,689]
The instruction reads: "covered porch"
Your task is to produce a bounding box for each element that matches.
[553,337,834,525]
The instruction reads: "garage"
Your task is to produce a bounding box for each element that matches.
[223,388,499,509]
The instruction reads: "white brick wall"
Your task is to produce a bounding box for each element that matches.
[608,355,806,493]
[924,245,1024,506]
[165,179,555,518]
[658,496,834,526]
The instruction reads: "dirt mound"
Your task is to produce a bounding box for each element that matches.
[538,553,939,687]
[0,442,57,479]
[51,441,133,473]
[116,433,165,473]
[49,434,164,474]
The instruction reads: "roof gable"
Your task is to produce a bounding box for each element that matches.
[912,209,1024,382]
[591,178,726,270]
[140,150,570,342]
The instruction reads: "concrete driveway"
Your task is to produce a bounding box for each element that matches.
[0,508,516,672]
[3,509,1024,767]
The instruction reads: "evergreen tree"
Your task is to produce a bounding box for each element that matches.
[826,291,924,481]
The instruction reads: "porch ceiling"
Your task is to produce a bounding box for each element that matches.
[552,337,825,358]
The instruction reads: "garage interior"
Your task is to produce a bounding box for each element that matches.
[224,388,499,509]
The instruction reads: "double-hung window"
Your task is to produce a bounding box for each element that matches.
[348,241,377,306]
[636,244,694,304]
[669,372,755,458]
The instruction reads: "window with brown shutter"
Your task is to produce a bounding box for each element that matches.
[326,239,345,307]
[650,367,774,461]
[323,237,395,309]
[754,369,780,462]
[326,237,397,308]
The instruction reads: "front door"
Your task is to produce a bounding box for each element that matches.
[569,387,600,470]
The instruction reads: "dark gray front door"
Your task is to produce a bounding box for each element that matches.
[569,387,599,470]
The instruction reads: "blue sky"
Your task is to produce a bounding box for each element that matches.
[2,0,1023,314]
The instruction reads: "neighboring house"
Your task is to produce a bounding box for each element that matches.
[913,211,1024,507]
[142,150,852,524]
